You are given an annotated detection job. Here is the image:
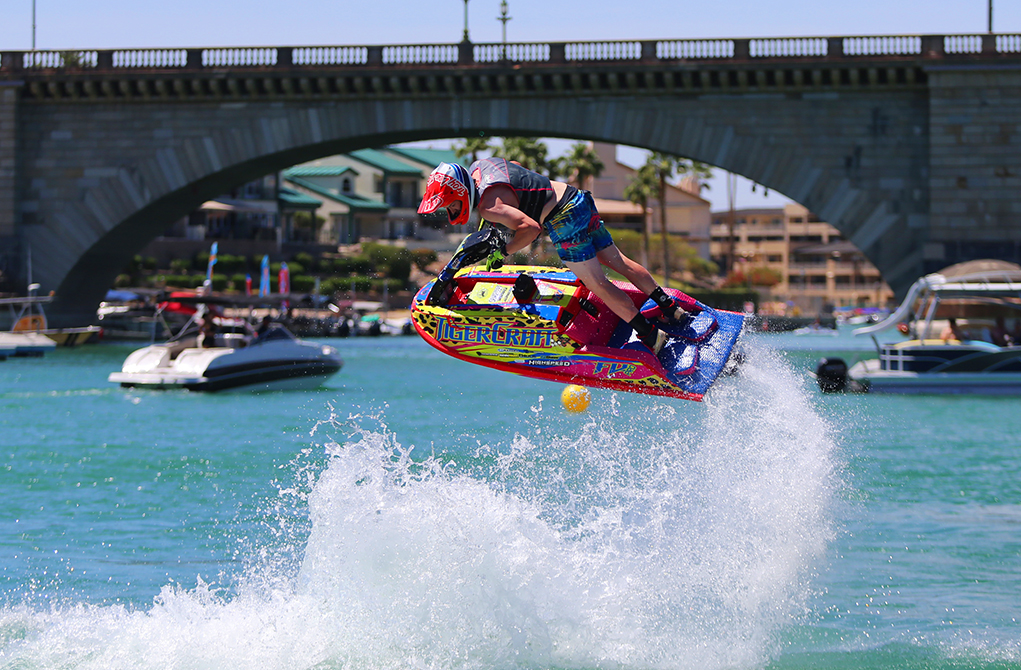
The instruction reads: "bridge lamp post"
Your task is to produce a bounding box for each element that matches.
[498,0,512,59]
[462,0,470,42]
[32,0,36,51]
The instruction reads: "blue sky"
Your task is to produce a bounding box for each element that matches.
[6,0,1017,209]
[6,0,1014,49]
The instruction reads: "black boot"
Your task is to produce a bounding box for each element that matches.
[629,314,668,353]
[649,287,685,322]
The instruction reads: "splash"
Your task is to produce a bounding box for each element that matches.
[0,340,839,670]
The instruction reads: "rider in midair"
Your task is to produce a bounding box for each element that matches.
[417,159,683,351]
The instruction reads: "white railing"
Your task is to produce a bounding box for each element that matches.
[382,45,458,64]
[997,34,1021,52]
[657,39,734,59]
[22,50,98,68]
[113,49,188,68]
[474,43,550,63]
[5,34,1021,72]
[944,34,983,54]
[566,41,641,61]
[843,35,921,56]
[202,48,277,67]
[293,46,368,66]
[751,37,828,57]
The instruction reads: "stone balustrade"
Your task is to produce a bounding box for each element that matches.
[2,33,1019,74]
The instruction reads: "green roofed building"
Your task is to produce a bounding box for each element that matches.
[282,169,389,245]
[278,143,476,247]
[385,147,467,170]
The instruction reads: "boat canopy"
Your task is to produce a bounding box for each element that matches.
[855,263,1021,337]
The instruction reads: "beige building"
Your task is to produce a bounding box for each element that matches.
[710,203,893,314]
[584,143,713,259]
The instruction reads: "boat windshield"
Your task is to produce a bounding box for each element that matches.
[252,324,296,344]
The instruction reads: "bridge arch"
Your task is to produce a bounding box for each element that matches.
[26,92,928,324]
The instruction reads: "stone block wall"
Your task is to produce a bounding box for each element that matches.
[0,83,17,239]
[926,66,1021,271]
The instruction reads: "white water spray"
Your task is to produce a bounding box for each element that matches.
[0,340,839,670]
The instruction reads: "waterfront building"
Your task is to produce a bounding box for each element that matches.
[281,165,389,244]
[584,143,713,259]
[710,202,893,313]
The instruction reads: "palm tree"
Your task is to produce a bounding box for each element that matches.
[500,137,550,174]
[676,160,715,195]
[624,163,657,268]
[453,136,492,164]
[560,142,605,190]
[646,152,682,288]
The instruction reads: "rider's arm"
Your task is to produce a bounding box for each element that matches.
[478,186,541,254]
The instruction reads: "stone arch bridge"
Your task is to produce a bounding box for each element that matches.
[1,33,1020,324]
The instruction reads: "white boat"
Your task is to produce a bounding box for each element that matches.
[0,288,101,351]
[108,318,343,392]
[815,260,1021,394]
[793,323,839,337]
[0,330,57,357]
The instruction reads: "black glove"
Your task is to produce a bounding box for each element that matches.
[486,248,505,271]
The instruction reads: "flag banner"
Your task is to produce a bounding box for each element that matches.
[259,255,270,297]
[279,262,290,311]
[205,242,218,282]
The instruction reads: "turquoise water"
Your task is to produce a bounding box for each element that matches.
[1,329,1019,669]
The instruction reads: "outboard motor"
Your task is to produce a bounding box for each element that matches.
[815,357,848,393]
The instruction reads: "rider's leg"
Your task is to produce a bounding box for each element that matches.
[565,257,666,352]
[595,244,684,319]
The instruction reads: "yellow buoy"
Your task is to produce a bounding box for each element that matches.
[561,384,591,413]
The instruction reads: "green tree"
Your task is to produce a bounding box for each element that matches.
[623,163,658,268]
[453,136,492,164]
[293,211,326,244]
[559,142,605,190]
[639,154,716,287]
[645,153,682,288]
[499,137,550,174]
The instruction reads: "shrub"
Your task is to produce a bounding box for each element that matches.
[290,275,317,292]
[411,248,438,270]
[169,258,190,273]
[229,273,249,291]
[293,252,317,271]
[210,273,229,291]
[387,256,412,283]
[271,261,304,276]
[215,254,247,275]
[160,274,191,288]
[332,256,373,275]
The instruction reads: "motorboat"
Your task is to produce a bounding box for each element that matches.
[0,288,101,351]
[815,260,1021,394]
[793,323,839,337]
[0,331,56,357]
[108,311,343,392]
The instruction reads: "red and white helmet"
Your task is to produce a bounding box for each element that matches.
[418,162,477,225]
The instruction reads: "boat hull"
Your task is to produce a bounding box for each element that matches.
[0,332,57,357]
[845,340,1021,394]
[108,335,342,392]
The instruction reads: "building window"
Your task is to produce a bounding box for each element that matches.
[342,177,353,193]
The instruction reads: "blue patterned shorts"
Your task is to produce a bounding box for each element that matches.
[544,190,613,263]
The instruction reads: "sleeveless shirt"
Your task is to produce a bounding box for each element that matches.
[468,158,554,224]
